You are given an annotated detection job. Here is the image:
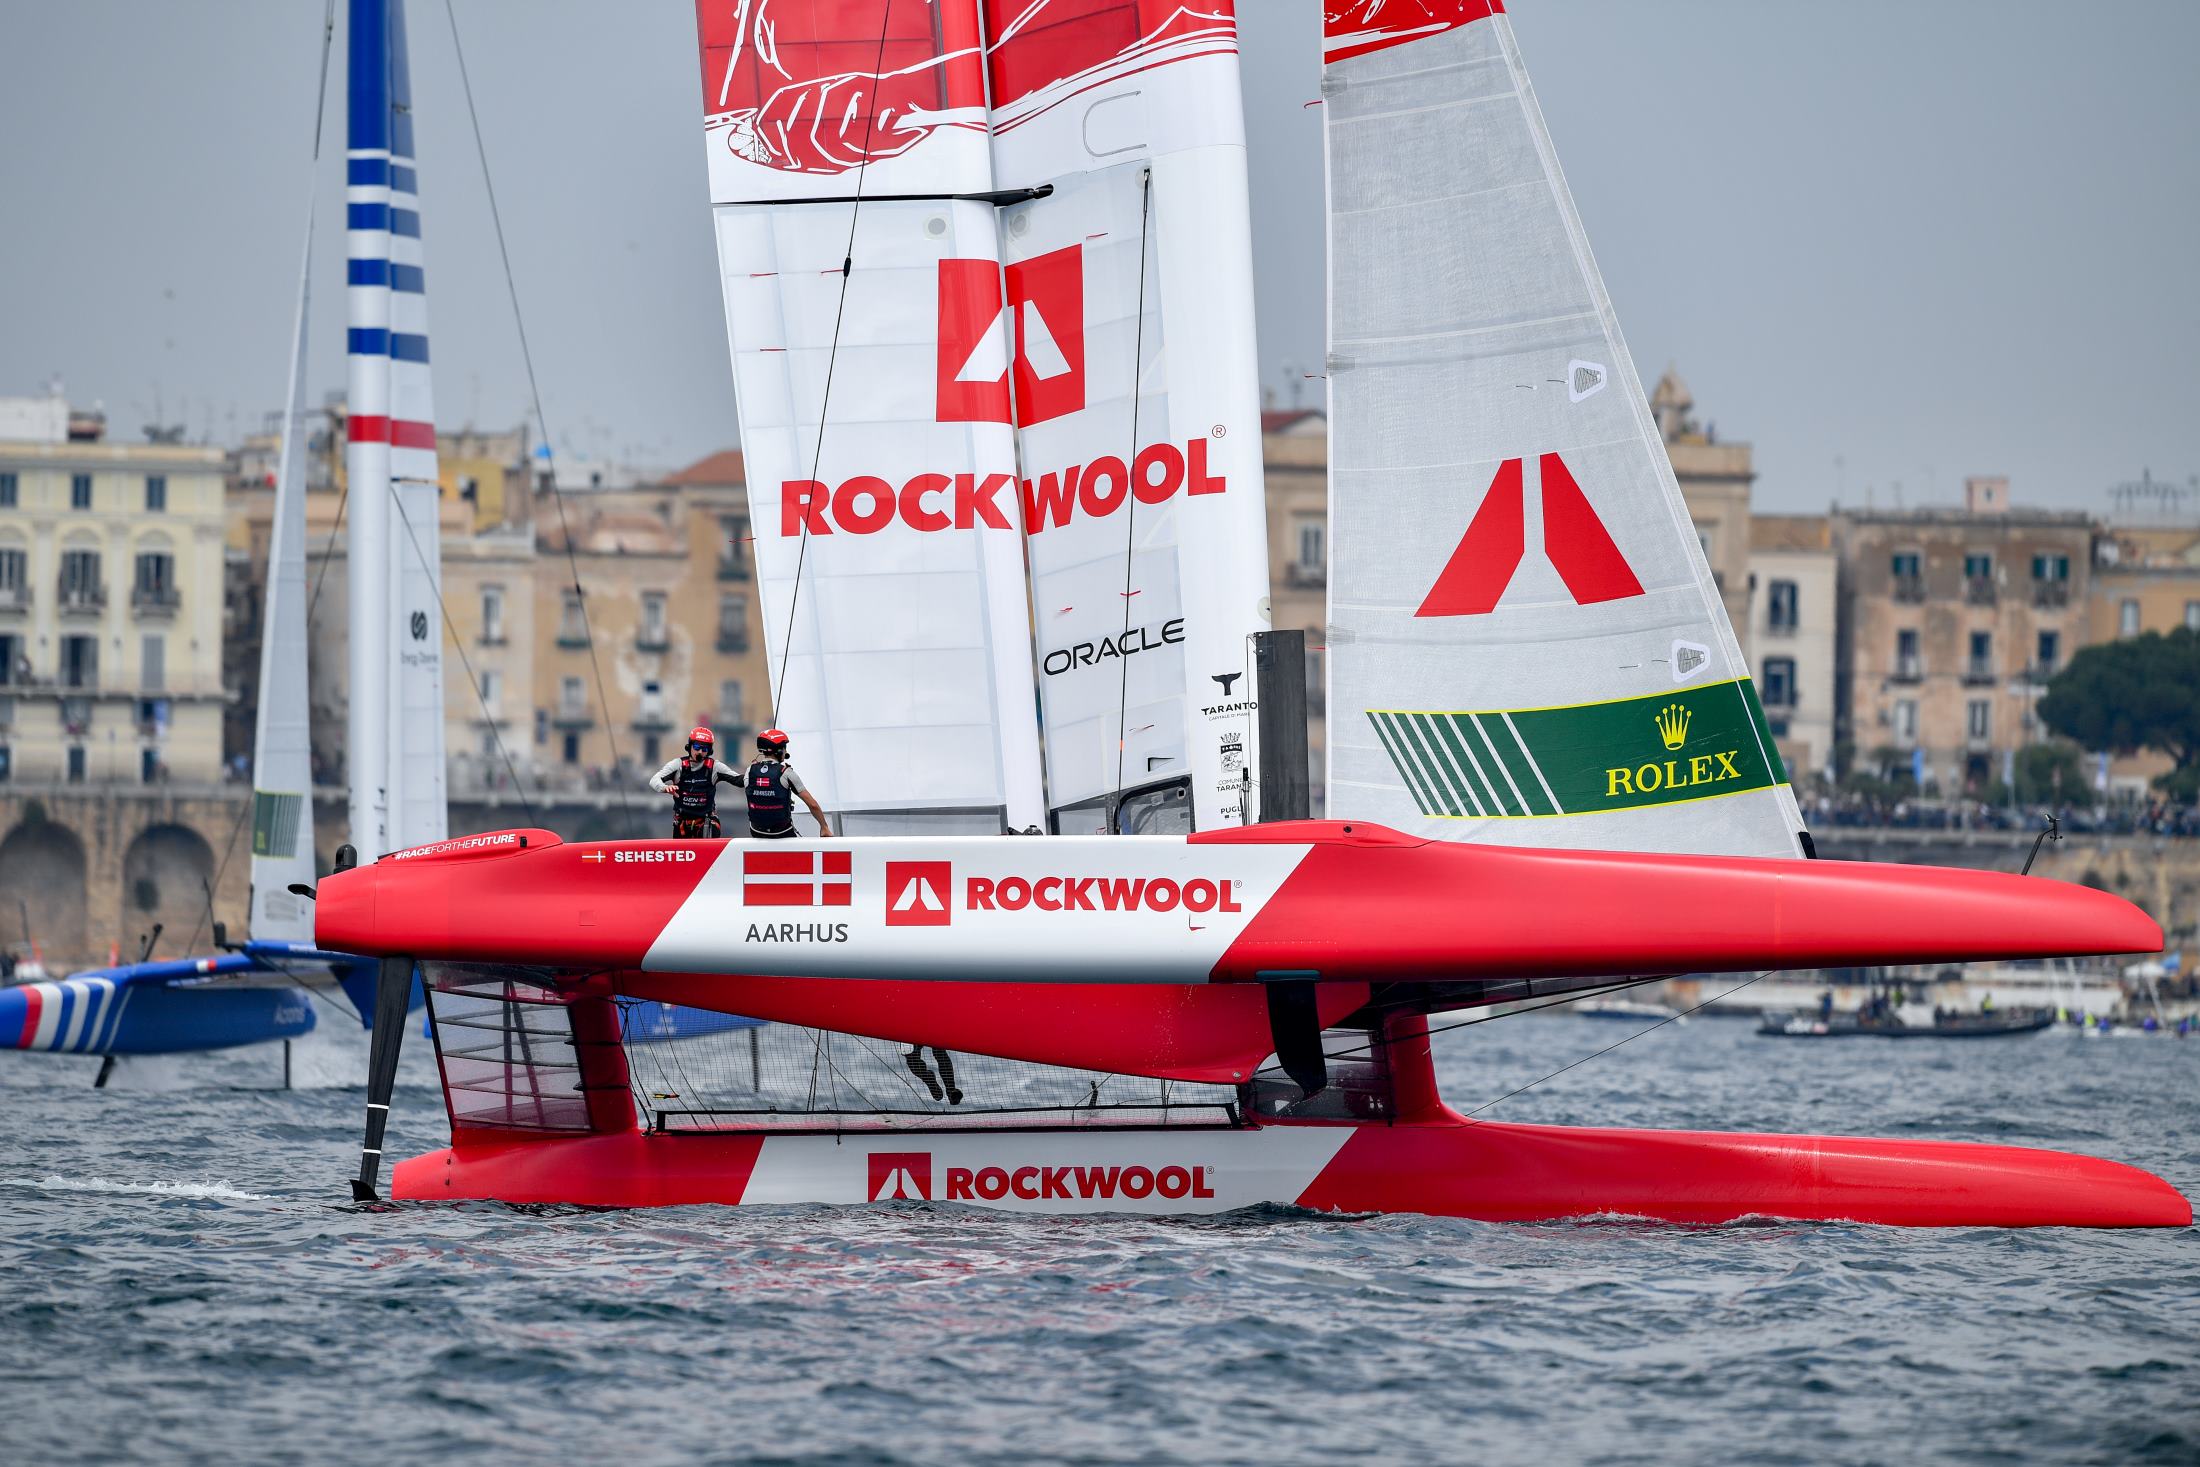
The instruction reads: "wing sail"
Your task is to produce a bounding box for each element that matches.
[1321,3,1805,856]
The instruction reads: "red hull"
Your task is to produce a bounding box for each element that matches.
[391,1116,2190,1228]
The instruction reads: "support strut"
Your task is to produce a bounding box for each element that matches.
[351,954,414,1202]
[1264,978,1328,1097]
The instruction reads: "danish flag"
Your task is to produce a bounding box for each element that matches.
[884,861,953,927]
[741,849,851,907]
[936,246,1084,428]
[1417,452,1645,616]
[868,1151,933,1201]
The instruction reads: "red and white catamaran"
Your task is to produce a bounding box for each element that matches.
[324,1,2188,1228]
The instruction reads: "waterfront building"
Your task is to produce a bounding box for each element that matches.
[1745,514,1838,782]
[1263,409,1328,812]
[2086,516,2200,796]
[1654,370,1754,638]
[1834,477,2093,794]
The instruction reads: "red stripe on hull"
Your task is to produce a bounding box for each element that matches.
[14,985,41,1047]
[394,1130,764,1207]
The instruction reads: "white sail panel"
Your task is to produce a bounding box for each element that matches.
[983,0,1272,832]
[1321,4,1805,857]
[249,208,320,943]
[695,0,1045,834]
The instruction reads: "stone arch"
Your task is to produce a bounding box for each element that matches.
[118,822,216,956]
[0,815,88,965]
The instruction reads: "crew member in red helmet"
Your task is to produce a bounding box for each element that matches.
[649,726,742,839]
[734,728,833,840]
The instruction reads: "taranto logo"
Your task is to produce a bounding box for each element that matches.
[868,1151,933,1201]
[1369,679,1788,820]
[937,246,1084,428]
[743,850,852,907]
[1417,453,1644,616]
[885,861,953,927]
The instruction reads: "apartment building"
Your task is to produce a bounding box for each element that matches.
[1745,514,1837,781]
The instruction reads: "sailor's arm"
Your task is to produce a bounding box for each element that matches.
[647,758,683,793]
[789,772,833,837]
[714,759,744,786]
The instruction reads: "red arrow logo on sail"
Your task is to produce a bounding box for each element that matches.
[1416,452,1644,616]
[936,247,1086,428]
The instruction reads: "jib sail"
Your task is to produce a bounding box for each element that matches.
[1321,2,1804,857]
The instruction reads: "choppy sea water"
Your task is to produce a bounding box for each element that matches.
[1,1014,2194,1466]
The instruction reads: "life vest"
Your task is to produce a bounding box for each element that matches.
[745,759,795,834]
[673,757,719,815]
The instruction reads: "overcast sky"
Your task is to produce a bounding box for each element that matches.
[2,1,2195,513]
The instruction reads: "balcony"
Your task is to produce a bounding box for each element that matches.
[1963,660,1998,686]
[2025,663,2058,685]
[551,703,595,730]
[478,629,508,647]
[2032,581,2071,609]
[60,696,93,734]
[631,709,675,734]
[717,629,751,654]
[131,585,180,617]
[717,555,750,582]
[57,582,106,614]
[1965,578,1998,607]
[1890,657,1922,684]
[1284,562,1327,590]
[635,630,672,653]
[0,585,26,613]
[555,624,591,650]
[1891,576,1927,605]
[1763,617,1798,639]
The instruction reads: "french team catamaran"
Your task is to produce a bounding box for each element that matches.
[320,0,2187,1227]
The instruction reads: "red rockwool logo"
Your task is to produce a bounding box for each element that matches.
[780,438,1225,541]
[966,875,1242,915]
[868,1152,932,1201]
[936,246,1083,427]
[946,1163,1217,1202]
[884,861,953,927]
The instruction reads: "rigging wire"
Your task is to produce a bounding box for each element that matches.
[386,481,540,827]
[186,0,341,961]
[768,0,904,728]
[1107,170,1156,828]
[443,0,638,834]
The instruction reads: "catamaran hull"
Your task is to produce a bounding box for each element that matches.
[389,1117,2190,1228]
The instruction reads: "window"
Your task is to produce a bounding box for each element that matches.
[0,634,18,686]
[1761,657,1796,707]
[1967,631,1992,679]
[141,635,164,692]
[0,746,10,781]
[0,547,25,605]
[0,472,15,507]
[142,748,162,784]
[640,592,669,646]
[2120,599,2140,636]
[61,549,101,604]
[70,473,92,510]
[2031,554,2070,582]
[1891,551,1922,578]
[67,746,87,782]
[560,675,585,715]
[1963,553,1993,580]
[1295,518,1325,578]
[60,636,97,689]
[2187,601,2200,632]
[134,551,176,608]
[642,733,662,766]
[1894,699,1919,743]
[1895,628,1920,678]
[145,475,166,512]
[562,732,581,765]
[479,669,501,712]
[719,515,750,578]
[720,678,746,724]
[559,590,586,642]
[480,585,505,643]
[2036,630,2060,675]
[1766,579,1799,632]
[640,678,665,720]
[718,593,749,650]
[1967,699,1991,741]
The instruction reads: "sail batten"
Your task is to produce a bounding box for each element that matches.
[1323,4,1803,857]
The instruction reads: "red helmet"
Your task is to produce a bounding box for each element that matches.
[687,726,715,754]
[757,728,789,757]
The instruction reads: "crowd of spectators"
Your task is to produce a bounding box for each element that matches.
[1805,790,2200,837]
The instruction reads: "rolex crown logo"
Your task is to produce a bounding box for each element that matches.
[1655,703,1691,750]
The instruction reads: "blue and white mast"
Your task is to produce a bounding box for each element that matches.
[344,0,446,860]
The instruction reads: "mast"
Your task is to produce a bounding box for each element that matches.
[1321,2,1806,857]
[344,0,446,860]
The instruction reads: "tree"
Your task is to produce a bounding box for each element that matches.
[2037,627,2200,799]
